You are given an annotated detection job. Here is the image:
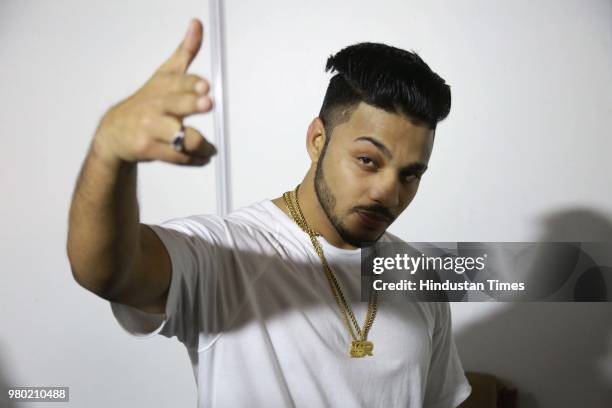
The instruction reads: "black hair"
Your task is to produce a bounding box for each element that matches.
[318,42,451,139]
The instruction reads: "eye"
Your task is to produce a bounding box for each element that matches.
[403,174,422,183]
[357,156,375,167]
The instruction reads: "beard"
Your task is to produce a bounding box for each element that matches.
[313,147,385,248]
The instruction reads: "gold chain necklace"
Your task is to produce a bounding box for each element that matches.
[282,184,377,358]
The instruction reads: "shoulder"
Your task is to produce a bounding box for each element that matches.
[153,200,280,245]
[225,200,279,232]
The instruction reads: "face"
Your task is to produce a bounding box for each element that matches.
[313,101,435,247]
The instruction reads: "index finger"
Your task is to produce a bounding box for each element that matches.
[157,18,203,74]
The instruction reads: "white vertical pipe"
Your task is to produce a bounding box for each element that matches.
[208,0,231,215]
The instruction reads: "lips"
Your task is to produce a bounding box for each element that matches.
[356,210,390,228]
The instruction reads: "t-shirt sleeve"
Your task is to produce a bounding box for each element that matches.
[423,302,472,408]
[109,216,222,349]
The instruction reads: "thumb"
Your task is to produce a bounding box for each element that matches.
[157,18,203,74]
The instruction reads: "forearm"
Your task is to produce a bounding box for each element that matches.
[67,136,141,296]
[66,19,213,298]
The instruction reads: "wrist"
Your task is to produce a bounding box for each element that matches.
[90,134,132,172]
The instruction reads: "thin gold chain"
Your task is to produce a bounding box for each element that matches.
[282,184,378,343]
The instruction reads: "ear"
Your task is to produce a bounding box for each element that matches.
[305,117,327,163]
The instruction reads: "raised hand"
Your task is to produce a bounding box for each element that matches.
[92,18,216,166]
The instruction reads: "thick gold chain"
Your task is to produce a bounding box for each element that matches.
[282,184,377,356]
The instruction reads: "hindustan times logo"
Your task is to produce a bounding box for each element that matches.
[372,253,487,275]
[362,242,612,302]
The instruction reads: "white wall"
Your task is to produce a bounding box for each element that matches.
[0,1,215,407]
[224,2,612,405]
[1,0,611,407]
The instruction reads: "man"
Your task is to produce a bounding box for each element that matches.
[67,18,471,407]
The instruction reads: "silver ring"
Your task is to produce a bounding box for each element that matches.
[171,126,186,152]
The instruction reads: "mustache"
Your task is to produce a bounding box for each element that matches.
[352,205,395,223]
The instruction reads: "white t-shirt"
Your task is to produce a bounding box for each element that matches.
[110,199,472,407]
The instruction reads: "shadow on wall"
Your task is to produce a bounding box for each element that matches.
[0,341,18,408]
[455,207,612,408]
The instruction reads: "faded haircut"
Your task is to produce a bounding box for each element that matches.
[318,42,451,141]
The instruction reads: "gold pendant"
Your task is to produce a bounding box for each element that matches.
[350,340,374,358]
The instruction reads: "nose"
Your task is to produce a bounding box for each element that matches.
[369,170,401,209]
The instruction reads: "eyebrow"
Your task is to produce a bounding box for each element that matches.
[354,136,429,175]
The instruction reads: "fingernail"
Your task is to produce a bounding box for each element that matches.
[195,81,207,94]
[197,97,210,110]
[186,19,196,36]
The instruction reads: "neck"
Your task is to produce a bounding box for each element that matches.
[273,168,358,250]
